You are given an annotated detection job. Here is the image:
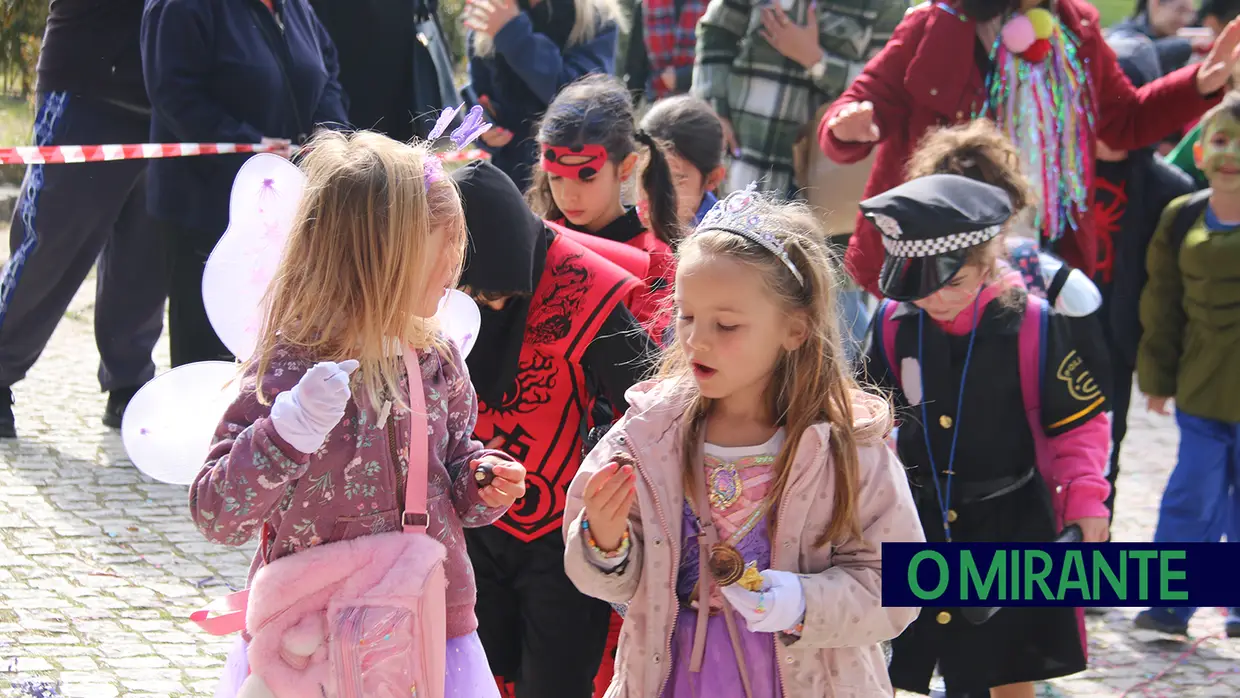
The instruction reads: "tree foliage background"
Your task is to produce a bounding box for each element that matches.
[0,0,46,98]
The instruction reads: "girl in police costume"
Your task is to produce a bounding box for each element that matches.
[859,174,1112,698]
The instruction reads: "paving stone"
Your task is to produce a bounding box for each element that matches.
[58,684,120,698]
[57,657,100,671]
[101,655,171,670]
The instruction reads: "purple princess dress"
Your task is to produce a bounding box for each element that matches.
[662,434,786,698]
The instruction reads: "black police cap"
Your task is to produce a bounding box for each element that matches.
[859,174,1014,301]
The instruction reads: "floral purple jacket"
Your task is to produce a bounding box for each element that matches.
[190,340,511,639]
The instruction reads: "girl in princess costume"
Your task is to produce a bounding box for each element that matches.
[819,0,1240,299]
[563,187,924,697]
[193,129,528,698]
[860,173,1111,698]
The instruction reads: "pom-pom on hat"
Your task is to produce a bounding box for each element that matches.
[860,174,1013,302]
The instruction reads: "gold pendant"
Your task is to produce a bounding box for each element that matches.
[708,544,746,586]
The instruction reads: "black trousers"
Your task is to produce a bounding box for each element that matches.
[1097,295,1135,526]
[0,92,166,391]
[162,220,232,367]
[1104,350,1135,525]
[466,525,612,698]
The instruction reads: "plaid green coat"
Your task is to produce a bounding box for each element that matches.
[692,0,909,196]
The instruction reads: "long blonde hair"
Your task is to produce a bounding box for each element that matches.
[471,0,626,58]
[660,197,878,547]
[253,131,466,410]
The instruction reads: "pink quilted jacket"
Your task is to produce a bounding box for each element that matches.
[563,379,925,697]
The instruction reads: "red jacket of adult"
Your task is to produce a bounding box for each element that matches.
[818,0,1220,297]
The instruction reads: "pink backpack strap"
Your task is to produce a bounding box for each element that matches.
[190,588,249,635]
[401,347,430,534]
[873,299,902,389]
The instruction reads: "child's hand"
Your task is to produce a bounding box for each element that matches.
[1066,517,1110,543]
[1146,395,1173,415]
[583,457,637,552]
[826,101,880,143]
[719,570,806,633]
[270,360,361,455]
[472,457,526,508]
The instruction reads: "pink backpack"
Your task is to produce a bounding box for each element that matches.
[192,349,448,698]
[873,294,1070,527]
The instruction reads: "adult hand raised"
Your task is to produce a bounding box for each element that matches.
[826,101,880,143]
[1196,17,1240,95]
[464,0,520,39]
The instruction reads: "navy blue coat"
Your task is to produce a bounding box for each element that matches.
[141,0,349,236]
[466,0,617,190]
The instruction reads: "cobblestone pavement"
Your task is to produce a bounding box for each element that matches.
[1,276,1238,698]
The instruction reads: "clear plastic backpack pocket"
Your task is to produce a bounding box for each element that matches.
[331,606,417,698]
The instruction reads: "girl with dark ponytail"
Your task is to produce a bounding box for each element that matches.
[527,74,680,342]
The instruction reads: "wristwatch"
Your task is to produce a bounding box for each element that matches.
[808,54,829,84]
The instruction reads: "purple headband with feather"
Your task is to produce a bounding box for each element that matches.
[423,105,492,188]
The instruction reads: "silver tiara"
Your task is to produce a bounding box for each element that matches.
[696,185,805,286]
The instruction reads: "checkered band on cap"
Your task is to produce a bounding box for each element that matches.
[880,224,1001,258]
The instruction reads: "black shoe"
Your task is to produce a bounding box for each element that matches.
[1226,612,1240,638]
[1134,609,1189,636]
[102,386,141,429]
[0,387,13,438]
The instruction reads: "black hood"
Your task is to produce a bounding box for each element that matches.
[452,160,550,404]
[455,159,547,295]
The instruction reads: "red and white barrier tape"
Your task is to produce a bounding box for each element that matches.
[0,143,489,165]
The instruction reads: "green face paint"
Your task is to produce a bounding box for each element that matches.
[1201,113,1240,191]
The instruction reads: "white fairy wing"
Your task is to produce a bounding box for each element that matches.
[203,154,307,362]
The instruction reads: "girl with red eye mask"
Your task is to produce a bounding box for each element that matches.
[527,74,681,345]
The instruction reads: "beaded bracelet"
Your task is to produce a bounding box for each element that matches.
[582,517,630,559]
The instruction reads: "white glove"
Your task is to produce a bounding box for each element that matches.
[719,569,806,634]
[270,360,360,454]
